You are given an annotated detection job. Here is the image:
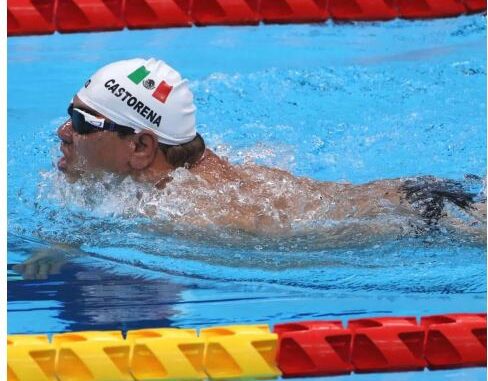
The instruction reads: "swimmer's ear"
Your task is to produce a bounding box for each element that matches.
[128,132,158,170]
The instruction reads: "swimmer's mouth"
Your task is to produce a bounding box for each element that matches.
[57,151,81,182]
[57,156,67,171]
[57,143,71,171]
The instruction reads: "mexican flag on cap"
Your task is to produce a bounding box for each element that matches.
[128,65,173,103]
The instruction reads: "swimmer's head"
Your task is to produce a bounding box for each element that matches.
[57,58,205,181]
[77,58,197,145]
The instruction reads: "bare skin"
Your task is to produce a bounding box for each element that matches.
[57,97,486,244]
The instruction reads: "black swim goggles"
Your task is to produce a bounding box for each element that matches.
[67,103,135,135]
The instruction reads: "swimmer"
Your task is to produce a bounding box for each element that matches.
[57,58,486,246]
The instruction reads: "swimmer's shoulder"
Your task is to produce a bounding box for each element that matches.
[192,149,227,170]
[191,149,240,182]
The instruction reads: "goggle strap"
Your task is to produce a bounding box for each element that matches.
[67,102,136,134]
[74,108,105,129]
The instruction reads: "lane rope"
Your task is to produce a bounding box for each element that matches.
[7,313,487,380]
[8,0,487,36]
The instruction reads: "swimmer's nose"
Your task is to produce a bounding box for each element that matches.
[58,120,73,144]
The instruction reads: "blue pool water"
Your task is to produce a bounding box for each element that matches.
[8,15,487,380]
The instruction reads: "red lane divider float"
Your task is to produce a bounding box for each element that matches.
[397,0,467,19]
[329,0,398,21]
[275,313,486,377]
[349,317,425,372]
[7,0,487,36]
[191,0,260,26]
[124,0,192,29]
[275,321,352,377]
[422,313,487,369]
[464,0,487,12]
[7,0,56,36]
[56,0,124,33]
[260,0,329,24]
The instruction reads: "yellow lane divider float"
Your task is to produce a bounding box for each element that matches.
[201,325,280,380]
[127,328,205,380]
[53,331,132,381]
[8,335,56,381]
[8,325,280,381]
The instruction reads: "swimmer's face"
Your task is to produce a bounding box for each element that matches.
[57,97,158,180]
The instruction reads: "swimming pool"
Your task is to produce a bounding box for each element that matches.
[8,15,486,380]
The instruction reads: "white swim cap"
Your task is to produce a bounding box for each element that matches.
[76,58,197,145]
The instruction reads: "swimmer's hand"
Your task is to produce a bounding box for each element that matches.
[13,248,67,280]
